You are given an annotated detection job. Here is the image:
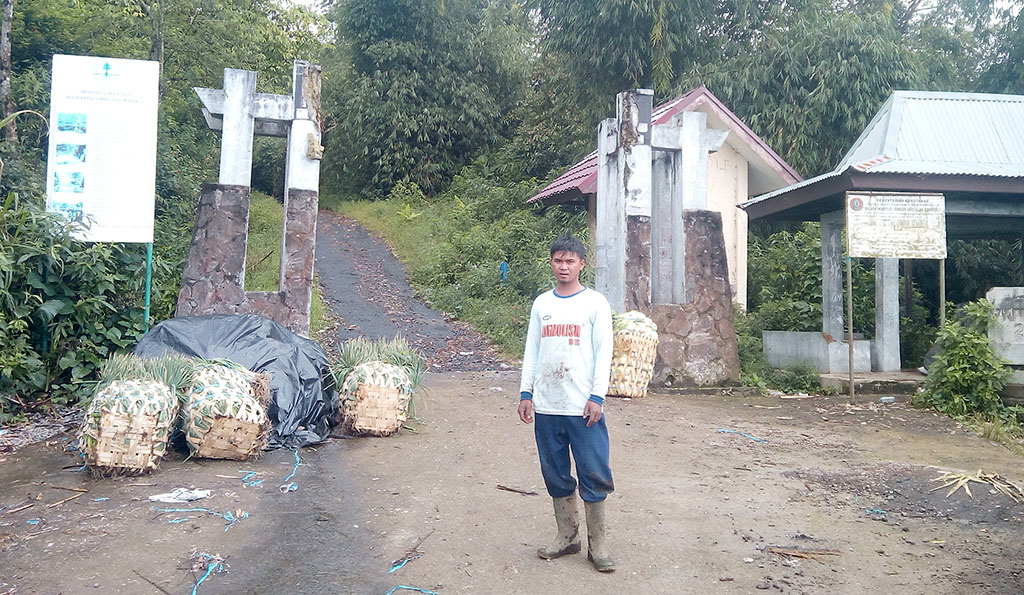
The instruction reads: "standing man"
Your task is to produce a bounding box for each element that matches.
[518,235,615,572]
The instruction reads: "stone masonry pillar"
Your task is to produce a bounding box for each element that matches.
[649,210,740,387]
[175,184,250,317]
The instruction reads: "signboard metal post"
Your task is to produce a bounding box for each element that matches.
[845,191,947,397]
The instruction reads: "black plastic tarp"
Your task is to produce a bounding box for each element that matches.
[133,314,337,448]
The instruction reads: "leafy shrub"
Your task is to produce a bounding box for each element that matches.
[1,193,150,420]
[766,363,829,394]
[746,222,876,335]
[914,299,1011,417]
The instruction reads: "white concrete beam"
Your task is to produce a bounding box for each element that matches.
[596,118,625,311]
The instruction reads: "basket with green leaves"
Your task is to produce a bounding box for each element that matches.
[331,337,425,436]
[79,353,193,476]
[608,310,660,398]
[182,359,271,460]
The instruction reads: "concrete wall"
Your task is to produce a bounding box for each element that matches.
[707,142,748,310]
[987,287,1024,385]
[763,331,872,374]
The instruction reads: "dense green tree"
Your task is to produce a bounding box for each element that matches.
[688,1,921,176]
[979,5,1024,93]
[322,0,529,196]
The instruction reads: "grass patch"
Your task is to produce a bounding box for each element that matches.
[246,191,283,292]
[246,191,326,334]
[310,276,330,336]
[965,413,1024,456]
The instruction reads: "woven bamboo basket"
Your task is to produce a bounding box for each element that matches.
[340,361,414,437]
[347,383,406,436]
[607,311,660,398]
[79,379,177,476]
[183,365,270,460]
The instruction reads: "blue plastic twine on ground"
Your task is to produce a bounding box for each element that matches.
[153,506,248,531]
[279,448,302,492]
[190,553,225,595]
[389,553,423,573]
[386,587,438,595]
[716,428,768,443]
[239,470,263,487]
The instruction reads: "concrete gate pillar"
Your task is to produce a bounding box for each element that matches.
[596,89,739,387]
[177,61,323,336]
[820,211,845,339]
[873,257,901,371]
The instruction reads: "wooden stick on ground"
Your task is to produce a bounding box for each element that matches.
[764,546,841,562]
[49,486,88,493]
[407,527,436,555]
[132,569,173,595]
[496,484,538,496]
[2,503,34,515]
[46,492,84,508]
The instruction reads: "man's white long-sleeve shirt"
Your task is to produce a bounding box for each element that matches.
[519,288,613,416]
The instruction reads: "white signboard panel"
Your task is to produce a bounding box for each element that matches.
[45,55,160,243]
[846,192,947,259]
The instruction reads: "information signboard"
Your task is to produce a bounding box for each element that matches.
[45,55,160,243]
[846,192,946,259]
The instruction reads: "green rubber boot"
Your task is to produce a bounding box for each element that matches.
[537,495,581,559]
[585,500,615,572]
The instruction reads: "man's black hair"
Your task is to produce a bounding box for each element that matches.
[550,235,586,261]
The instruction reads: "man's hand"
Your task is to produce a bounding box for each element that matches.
[583,400,603,427]
[518,399,534,424]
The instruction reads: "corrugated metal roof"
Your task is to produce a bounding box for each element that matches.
[743,90,1024,212]
[529,152,598,203]
[529,86,801,204]
[740,169,845,206]
[838,90,1024,176]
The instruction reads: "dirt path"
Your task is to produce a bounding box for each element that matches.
[328,374,1024,594]
[3,218,1024,593]
[2,377,1023,594]
[315,211,509,371]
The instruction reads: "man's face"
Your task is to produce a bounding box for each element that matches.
[550,250,584,285]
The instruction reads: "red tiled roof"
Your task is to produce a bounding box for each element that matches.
[529,86,801,204]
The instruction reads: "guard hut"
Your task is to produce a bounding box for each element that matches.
[529,86,801,309]
[740,90,1024,375]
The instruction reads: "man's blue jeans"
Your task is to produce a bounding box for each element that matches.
[534,413,614,502]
